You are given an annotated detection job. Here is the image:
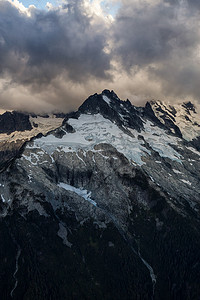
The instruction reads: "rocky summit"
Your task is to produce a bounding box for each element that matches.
[0,90,200,300]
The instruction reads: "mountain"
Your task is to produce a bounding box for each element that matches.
[0,90,200,300]
[0,112,65,171]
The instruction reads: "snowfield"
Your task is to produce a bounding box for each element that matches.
[29,113,183,166]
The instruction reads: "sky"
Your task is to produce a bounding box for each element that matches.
[0,0,200,113]
[21,0,120,15]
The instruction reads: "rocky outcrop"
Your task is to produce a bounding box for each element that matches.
[0,111,32,134]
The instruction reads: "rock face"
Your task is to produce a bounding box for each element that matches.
[0,90,200,299]
[0,113,65,171]
[78,89,143,131]
[0,111,32,134]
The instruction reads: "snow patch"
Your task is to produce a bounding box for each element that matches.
[1,195,6,203]
[142,120,182,162]
[102,95,111,106]
[180,179,192,186]
[58,182,97,207]
[57,223,72,248]
[172,169,182,174]
[186,146,200,157]
[10,246,21,298]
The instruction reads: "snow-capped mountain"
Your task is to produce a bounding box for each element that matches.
[0,90,200,300]
[0,111,65,171]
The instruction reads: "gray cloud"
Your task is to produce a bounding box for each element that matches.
[113,0,199,67]
[164,0,200,10]
[112,0,200,101]
[0,0,200,113]
[0,0,110,85]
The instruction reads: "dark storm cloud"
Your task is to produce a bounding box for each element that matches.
[112,0,200,100]
[0,0,111,86]
[113,0,198,69]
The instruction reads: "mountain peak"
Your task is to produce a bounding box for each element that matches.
[102,89,120,101]
[77,90,143,131]
[78,90,119,112]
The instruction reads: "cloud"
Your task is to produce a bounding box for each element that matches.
[0,0,111,83]
[112,0,200,102]
[0,0,200,113]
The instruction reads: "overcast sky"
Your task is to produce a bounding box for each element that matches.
[0,0,200,113]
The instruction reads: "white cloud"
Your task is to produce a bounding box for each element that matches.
[8,0,35,15]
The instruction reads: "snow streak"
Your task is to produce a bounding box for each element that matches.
[10,246,21,298]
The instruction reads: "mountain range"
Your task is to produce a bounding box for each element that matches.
[0,90,200,299]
